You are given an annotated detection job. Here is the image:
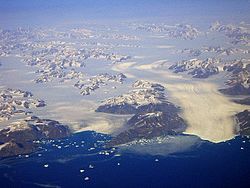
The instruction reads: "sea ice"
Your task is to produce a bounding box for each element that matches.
[84,177,90,181]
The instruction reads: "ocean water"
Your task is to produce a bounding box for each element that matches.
[0,131,249,188]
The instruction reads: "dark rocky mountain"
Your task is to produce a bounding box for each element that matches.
[219,84,250,95]
[0,140,36,158]
[96,80,179,115]
[233,97,250,105]
[168,58,250,95]
[235,110,250,136]
[96,102,179,115]
[169,58,220,78]
[0,117,71,157]
[96,80,186,147]
[107,111,186,147]
[220,60,250,95]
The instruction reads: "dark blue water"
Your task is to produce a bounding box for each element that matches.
[0,131,250,188]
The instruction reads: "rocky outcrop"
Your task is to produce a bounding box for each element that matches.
[25,116,71,139]
[74,73,126,96]
[233,97,250,105]
[169,58,220,78]
[0,141,36,158]
[96,80,186,147]
[202,46,249,56]
[133,23,200,40]
[0,117,71,157]
[235,110,250,136]
[96,80,179,114]
[176,46,249,58]
[219,60,250,95]
[107,111,186,147]
[219,84,250,95]
[210,21,250,46]
[0,88,46,122]
[169,58,250,95]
